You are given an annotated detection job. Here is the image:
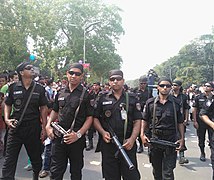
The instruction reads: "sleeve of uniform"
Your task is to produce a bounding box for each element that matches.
[142,99,152,122]
[94,95,103,119]
[85,92,94,117]
[200,101,214,116]
[192,95,198,108]
[4,84,14,106]
[176,103,184,123]
[132,96,143,120]
[183,94,190,110]
[39,85,48,106]
[52,93,59,112]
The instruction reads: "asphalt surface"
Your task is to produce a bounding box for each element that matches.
[0,121,212,179]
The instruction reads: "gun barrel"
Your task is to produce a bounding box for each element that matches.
[112,136,135,170]
[51,122,67,135]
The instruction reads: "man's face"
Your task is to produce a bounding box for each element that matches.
[0,78,6,88]
[172,83,180,91]
[12,75,19,83]
[157,81,172,95]
[203,83,213,93]
[66,68,83,86]
[109,76,124,91]
[140,81,147,89]
[21,65,35,78]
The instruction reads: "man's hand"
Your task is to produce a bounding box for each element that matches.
[176,138,184,151]
[102,131,111,143]
[123,137,135,151]
[46,124,55,140]
[63,131,78,144]
[193,121,199,129]
[140,134,150,147]
[41,128,47,143]
[5,119,18,129]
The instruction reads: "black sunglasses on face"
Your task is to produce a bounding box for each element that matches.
[173,84,178,86]
[159,84,171,88]
[109,77,123,82]
[24,66,34,70]
[204,84,211,87]
[68,71,82,76]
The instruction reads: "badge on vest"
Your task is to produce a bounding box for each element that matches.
[105,110,112,118]
[14,91,22,95]
[120,103,127,120]
[103,101,113,105]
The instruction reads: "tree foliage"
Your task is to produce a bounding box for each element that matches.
[154,33,214,88]
[0,0,124,83]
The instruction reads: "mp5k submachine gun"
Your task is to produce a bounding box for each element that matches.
[149,137,179,149]
[51,122,68,137]
[107,123,135,170]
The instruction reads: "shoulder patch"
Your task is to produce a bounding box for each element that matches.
[136,103,141,111]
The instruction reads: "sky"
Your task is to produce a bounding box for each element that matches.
[104,0,214,81]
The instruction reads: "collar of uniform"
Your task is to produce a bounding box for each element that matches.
[16,80,35,87]
[156,94,174,103]
[64,83,84,93]
[107,89,126,96]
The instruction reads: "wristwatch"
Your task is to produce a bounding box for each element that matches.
[76,130,82,139]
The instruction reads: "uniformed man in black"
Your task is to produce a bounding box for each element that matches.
[200,95,214,180]
[135,76,153,153]
[141,77,184,180]
[171,80,190,164]
[46,63,94,180]
[86,82,101,151]
[193,82,214,161]
[1,62,48,180]
[93,69,141,180]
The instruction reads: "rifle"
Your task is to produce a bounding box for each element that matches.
[149,137,179,149]
[51,122,68,137]
[107,124,135,170]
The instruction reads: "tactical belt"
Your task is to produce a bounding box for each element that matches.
[153,129,176,136]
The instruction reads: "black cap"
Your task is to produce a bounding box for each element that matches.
[93,82,100,86]
[139,76,147,83]
[109,69,123,79]
[69,63,83,73]
[173,80,182,86]
[158,77,172,85]
[16,62,31,76]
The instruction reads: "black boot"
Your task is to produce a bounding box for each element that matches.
[86,139,93,151]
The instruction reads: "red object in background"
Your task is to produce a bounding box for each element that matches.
[83,63,90,70]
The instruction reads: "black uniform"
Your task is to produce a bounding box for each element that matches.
[143,95,183,180]
[193,93,213,153]
[1,81,48,180]
[94,90,142,180]
[50,84,94,180]
[200,100,214,179]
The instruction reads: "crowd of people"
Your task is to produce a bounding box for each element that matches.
[0,61,213,180]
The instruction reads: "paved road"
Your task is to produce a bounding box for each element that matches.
[0,122,212,179]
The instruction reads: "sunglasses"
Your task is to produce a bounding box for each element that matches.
[109,77,123,81]
[172,84,178,86]
[159,84,171,88]
[24,66,34,70]
[204,84,211,87]
[68,71,82,76]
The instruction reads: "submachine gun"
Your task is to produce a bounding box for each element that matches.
[51,122,68,137]
[149,137,179,149]
[107,123,135,170]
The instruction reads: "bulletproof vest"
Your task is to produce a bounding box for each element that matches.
[57,89,70,122]
[13,81,26,112]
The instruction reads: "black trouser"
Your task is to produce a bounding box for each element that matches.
[209,131,214,180]
[101,140,140,180]
[197,123,212,153]
[50,136,86,180]
[1,122,42,180]
[150,147,177,180]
